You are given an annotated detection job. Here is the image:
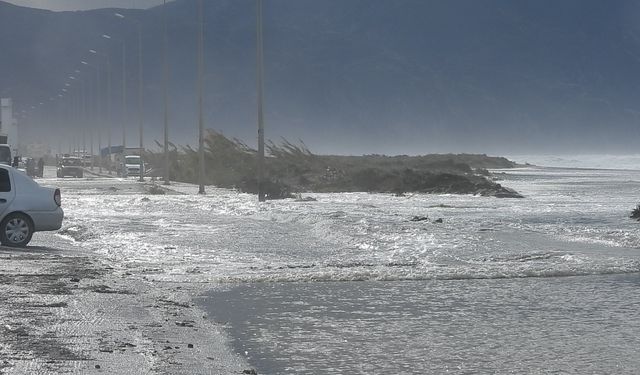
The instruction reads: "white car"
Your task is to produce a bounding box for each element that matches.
[0,164,63,247]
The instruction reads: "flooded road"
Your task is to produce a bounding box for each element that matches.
[0,167,249,375]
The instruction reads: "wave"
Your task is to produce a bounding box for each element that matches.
[56,223,98,242]
[476,251,569,263]
[206,256,640,284]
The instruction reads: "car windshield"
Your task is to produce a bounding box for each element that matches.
[4,1,640,374]
[61,158,81,166]
[125,156,140,164]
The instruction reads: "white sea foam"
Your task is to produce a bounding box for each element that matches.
[507,154,640,170]
[47,164,640,285]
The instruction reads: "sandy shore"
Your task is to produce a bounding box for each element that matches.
[0,243,252,374]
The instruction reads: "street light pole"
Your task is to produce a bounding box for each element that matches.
[96,50,113,174]
[107,53,112,174]
[138,23,144,182]
[69,74,82,158]
[90,49,110,174]
[81,60,102,171]
[79,70,88,162]
[93,62,99,171]
[257,0,266,202]
[197,0,205,194]
[104,33,127,151]
[122,40,127,151]
[82,60,99,171]
[74,74,88,159]
[163,0,170,185]
[115,12,144,181]
[103,34,126,174]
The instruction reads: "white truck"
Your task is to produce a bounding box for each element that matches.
[0,99,19,161]
[117,148,146,177]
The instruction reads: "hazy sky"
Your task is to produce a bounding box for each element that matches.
[5,0,640,155]
[5,0,167,11]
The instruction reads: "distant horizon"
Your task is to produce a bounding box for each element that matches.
[2,0,170,11]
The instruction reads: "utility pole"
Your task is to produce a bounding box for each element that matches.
[197,0,205,194]
[257,0,266,202]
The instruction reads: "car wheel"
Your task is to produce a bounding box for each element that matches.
[78,172,84,178]
[0,213,34,247]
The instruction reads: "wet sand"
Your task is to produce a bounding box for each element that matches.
[0,243,250,374]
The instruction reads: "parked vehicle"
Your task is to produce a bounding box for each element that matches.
[0,144,11,166]
[56,156,84,178]
[0,164,63,247]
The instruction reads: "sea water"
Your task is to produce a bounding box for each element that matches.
[199,166,640,374]
[51,161,640,373]
[207,275,640,374]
